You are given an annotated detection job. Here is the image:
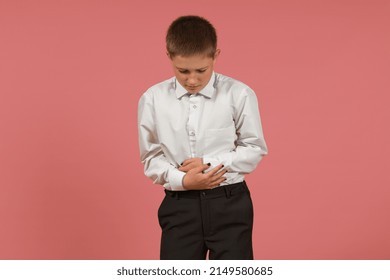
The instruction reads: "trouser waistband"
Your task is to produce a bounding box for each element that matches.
[164,181,249,199]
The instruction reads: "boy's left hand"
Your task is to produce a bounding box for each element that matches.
[179,158,204,172]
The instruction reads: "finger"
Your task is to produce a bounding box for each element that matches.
[210,176,227,187]
[178,165,188,172]
[205,164,224,177]
[207,178,226,189]
[192,163,211,174]
[211,170,227,181]
[182,158,197,166]
[216,169,228,177]
[183,164,197,172]
[214,168,227,176]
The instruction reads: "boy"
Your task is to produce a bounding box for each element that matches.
[138,15,268,260]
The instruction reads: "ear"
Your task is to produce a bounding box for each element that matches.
[213,49,221,64]
[166,51,172,60]
[213,49,221,63]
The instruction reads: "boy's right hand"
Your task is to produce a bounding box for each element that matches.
[182,164,226,190]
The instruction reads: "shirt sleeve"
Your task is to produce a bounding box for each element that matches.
[203,87,268,174]
[138,91,186,190]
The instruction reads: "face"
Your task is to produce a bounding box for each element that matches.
[169,50,220,94]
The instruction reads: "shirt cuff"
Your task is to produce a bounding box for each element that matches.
[168,168,186,191]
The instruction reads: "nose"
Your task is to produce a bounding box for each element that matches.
[187,73,198,85]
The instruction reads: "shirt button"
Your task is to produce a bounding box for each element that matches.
[202,192,206,196]
[189,131,195,136]
[193,105,197,109]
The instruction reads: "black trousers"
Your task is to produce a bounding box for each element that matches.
[158,181,254,260]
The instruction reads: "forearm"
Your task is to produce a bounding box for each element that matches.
[142,153,186,190]
[203,142,267,174]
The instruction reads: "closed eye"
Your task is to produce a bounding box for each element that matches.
[177,68,208,74]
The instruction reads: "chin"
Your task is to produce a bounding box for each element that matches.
[187,89,198,93]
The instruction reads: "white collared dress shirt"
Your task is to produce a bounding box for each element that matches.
[138,72,268,190]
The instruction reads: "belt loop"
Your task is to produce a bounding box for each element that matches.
[175,192,180,200]
[223,185,231,199]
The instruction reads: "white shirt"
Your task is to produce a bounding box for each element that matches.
[138,72,268,190]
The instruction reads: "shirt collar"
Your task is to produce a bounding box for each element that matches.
[174,72,216,99]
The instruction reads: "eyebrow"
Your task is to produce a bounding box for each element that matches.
[176,66,208,71]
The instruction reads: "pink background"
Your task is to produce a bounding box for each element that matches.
[1,0,389,259]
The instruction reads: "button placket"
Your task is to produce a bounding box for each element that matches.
[187,94,201,157]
